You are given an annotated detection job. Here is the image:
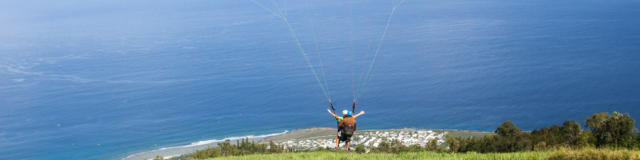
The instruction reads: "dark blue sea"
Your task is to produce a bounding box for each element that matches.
[1,0,639,159]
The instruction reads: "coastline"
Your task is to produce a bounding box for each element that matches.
[122,131,289,160]
[123,128,491,160]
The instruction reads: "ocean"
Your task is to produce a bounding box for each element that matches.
[1,0,639,159]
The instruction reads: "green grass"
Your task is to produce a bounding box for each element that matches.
[206,148,640,160]
[206,151,549,160]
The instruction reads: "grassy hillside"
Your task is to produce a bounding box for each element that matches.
[207,148,640,160]
[207,151,547,160]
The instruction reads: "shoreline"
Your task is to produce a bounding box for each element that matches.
[122,131,289,160]
[123,128,491,160]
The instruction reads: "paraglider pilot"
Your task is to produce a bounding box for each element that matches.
[327,102,365,151]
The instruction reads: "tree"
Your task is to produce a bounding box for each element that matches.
[426,138,440,151]
[451,112,637,153]
[514,132,532,151]
[445,135,460,152]
[549,125,562,145]
[586,112,635,147]
[635,134,640,148]
[560,121,582,146]
[268,141,282,153]
[482,135,499,152]
[495,121,525,152]
[153,155,164,160]
[577,130,594,147]
[496,121,520,138]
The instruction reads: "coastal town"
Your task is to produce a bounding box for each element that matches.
[273,129,448,151]
[128,128,490,160]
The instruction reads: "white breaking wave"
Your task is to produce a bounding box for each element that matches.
[165,131,288,149]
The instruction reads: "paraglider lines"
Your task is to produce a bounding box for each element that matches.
[282,17,333,103]
[248,0,407,104]
[248,0,333,103]
[354,0,406,102]
[348,0,356,102]
[249,0,281,18]
[306,0,332,103]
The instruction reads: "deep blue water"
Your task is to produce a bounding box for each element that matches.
[1,0,640,159]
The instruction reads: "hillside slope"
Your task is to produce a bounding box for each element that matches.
[207,149,640,160]
[207,151,549,160]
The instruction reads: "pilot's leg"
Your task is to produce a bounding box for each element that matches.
[346,141,350,151]
[335,134,339,148]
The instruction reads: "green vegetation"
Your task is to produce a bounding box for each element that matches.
[449,112,639,153]
[181,111,639,160]
[206,148,639,160]
[547,148,640,160]
[208,151,549,160]
[188,139,287,159]
[586,112,636,147]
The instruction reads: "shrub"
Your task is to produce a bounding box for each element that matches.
[426,138,440,151]
[408,144,423,152]
[372,139,391,153]
[390,139,409,153]
[355,144,366,153]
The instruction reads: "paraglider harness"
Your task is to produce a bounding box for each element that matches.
[331,102,357,143]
